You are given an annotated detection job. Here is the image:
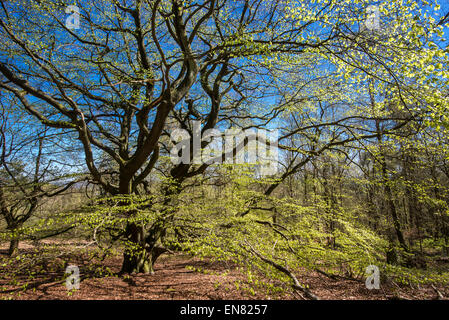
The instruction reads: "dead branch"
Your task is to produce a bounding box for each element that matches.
[243,241,319,300]
[431,284,444,300]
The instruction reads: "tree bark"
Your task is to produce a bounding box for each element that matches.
[120,221,170,274]
[369,78,408,253]
[8,238,19,256]
[120,222,153,274]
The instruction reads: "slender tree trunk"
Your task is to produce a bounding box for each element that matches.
[368,78,408,253]
[377,138,407,251]
[384,181,408,252]
[303,170,308,205]
[445,233,449,256]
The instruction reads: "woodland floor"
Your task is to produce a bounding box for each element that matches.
[0,241,447,300]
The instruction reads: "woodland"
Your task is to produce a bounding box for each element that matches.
[0,0,449,300]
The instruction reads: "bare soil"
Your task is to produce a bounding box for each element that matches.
[0,241,447,300]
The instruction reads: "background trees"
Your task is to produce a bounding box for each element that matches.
[0,99,84,256]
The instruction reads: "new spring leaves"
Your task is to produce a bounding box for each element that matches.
[62,2,382,292]
[63,3,381,178]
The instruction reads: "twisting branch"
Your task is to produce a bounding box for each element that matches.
[242,240,319,300]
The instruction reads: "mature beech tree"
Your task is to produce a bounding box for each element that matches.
[0,0,446,274]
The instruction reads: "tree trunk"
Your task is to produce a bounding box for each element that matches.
[372,103,408,252]
[119,220,169,274]
[120,222,153,274]
[119,177,179,274]
[121,249,154,274]
[8,238,19,256]
[385,182,408,252]
[380,154,408,252]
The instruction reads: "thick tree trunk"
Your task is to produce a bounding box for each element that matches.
[8,238,19,256]
[119,221,169,274]
[117,173,155,274]
[120,222,153,274]
[121,249,154,274]
[119,177,179,274]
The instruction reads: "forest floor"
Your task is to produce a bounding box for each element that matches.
[0,241,447,300]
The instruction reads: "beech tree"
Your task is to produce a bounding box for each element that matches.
[0,0,446,275]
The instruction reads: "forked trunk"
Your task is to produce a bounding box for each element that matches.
[121,247,154,274]
[120,222,152,274]
[119,222,168,274]
[118,179,175,274]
